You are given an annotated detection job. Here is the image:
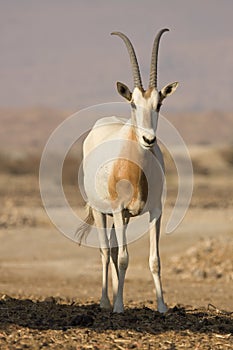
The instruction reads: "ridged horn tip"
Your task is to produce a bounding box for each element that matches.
[149,28,170,88]
[111,31,143,89]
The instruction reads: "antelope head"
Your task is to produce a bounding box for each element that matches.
[112,29,178,149]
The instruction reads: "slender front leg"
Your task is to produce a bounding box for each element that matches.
[149,214,167,313]
[112,211,129,313]
[92,209,111,310]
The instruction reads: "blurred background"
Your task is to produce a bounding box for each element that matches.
[0,0,232,213]
[0,0,232,317]
[0,0,233,232]
[0,0,232,152]
[0,0,232,110]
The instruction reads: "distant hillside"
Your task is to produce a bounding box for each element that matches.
[0,108,232,153]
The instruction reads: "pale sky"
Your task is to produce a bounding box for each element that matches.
[0,0,232,112]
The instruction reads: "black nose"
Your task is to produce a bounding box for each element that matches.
[143,136,156,145]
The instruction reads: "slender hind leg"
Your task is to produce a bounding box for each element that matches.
[149,214,167,313]
[92,209,111,310]
[110,224,119,305]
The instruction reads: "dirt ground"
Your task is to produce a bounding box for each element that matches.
[0,145,232,349]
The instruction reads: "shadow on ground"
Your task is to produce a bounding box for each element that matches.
[0,296,232,335]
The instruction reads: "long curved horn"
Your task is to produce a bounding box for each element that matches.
[149,28,169,88]
[111,32,143,89]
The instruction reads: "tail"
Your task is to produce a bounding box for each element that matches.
[75,205,95,245]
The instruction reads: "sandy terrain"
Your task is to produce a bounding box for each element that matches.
[0,145,232,349]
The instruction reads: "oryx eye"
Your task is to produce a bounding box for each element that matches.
[131,101,137,109]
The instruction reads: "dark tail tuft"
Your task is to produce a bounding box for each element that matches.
[75,205,94,246]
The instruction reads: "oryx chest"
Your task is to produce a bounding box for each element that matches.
[108,156,148,215]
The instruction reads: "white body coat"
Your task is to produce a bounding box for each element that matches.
[76,30,178,313]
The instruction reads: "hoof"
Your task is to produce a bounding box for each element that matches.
[158,302,168,314]
[100,298,112,310]
[113,307,124,313]
[113,301,124,313]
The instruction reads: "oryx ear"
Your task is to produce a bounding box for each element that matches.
[160,82,179,99]
[117,82,132,101]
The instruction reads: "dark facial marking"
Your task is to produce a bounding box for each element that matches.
[156,102,162,112]
[131,101,137,109]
